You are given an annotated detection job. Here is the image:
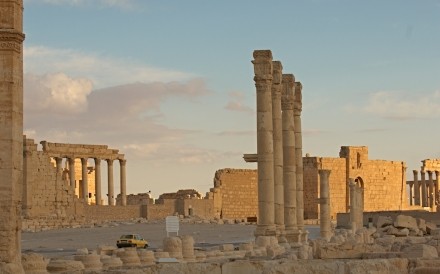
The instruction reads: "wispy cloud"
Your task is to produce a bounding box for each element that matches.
[24,0,138,9]
[362,91,440,120]
[24,46,194,88]
[224,91,254,114]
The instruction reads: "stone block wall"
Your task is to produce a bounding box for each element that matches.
[211,169,258,220]
[116,193,154,206]
[178,198,214,219]
[144,199,177,220]
[84,205,142,222]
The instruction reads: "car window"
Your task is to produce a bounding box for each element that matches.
[121,235,133,239]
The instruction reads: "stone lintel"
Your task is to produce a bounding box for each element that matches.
[243,153,257,163]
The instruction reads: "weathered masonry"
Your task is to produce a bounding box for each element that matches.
[407,159,440,212]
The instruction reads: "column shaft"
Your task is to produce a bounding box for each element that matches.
[252,50,276,236]
[436,171,439,208]
[119,159,127,206]
[319,169,332,241]
[294,82,304,231]
[55,157,63,174]
[69,157,76,188]
[107,159,115,206]
[281,74,298,243]
[348,178,357,231]
[413,170,420,206]
[94,158,102,205]
[81,158,89,203]
[409,182,413,206]
[428,171,434,211]
[421,171,427,207]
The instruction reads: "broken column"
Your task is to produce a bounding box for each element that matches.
[0,0,25,271]
[294,82,306,241]
[272,61,285,241]
[281,74,299,243]
[252,50,276,236]
[319,169,332,241]
[413,170,420,206]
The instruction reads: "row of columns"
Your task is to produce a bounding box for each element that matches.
[252,50,305,243]
[54,157,127,206]
[411,170,439,211]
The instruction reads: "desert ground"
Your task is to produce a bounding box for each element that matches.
[21,221,320,259]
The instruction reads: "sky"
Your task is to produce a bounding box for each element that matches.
[22,0,440,199]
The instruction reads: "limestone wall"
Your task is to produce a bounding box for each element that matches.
[211,169,258,220]
[84,205,142,222]
[178,198,214,219]
[143,199,176,220]
[116,193,154,206]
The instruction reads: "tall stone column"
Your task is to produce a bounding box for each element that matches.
[107,159,115,206]
[319,169,332,241]
[68,157,76,188]
[421,170,427,207]
[94,158,102,205]
[294,82,305,233]
[281,74,298,243]
[272,61,284,240]
[348,178,357,232]
[81,158,89,203]
[428,171,434,211]
[413,170,420,206]
[252,50,276,236]
[119,159,127,206]
[0,0,25,270]
[408,182,414,206]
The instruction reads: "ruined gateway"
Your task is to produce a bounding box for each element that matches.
[2,1,440,273]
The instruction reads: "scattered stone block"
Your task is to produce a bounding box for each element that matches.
[21,253,49,274]
[402,244,439,259]
[376,216,393,228]
[394,215,418,231]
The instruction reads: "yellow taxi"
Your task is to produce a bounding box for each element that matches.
[116,234,149,248]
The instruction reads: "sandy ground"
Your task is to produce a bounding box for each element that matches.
[21,221,320,259]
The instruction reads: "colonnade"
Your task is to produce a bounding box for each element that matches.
[410,170,439,211]
[53,156,127,206]
[251,50,305,243]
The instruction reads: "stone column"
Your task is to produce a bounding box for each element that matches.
[428,171,434,211]
[119,159,127,206]
[408,182,414,206]
[281,74,298,243]
[348,178,357,232]
[107,159,115,206]
[319,169,332,241]
[294,82,305,233]
[272,61,284,241]
[435,171,439,208]
[81,158,89,203]
[94,158,102,205]
[413,170,420,206]
[68,157,76,188]
[0,0,25,270]
[252,50,276,236]
[421,170,427,207]
[55,157,63,174]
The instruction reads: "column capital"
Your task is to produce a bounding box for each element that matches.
[421,170,426,175]
[94,158,101,165]
[413,170,419,175]
[319,169,331,178]
[252,50,273,81]
[281,74,295,111]
[119,159,127,166]
[348,178,356,186]
[435,170,439,176]
[427,170,433,176]
[106,159,114,165]
[272,61,283,85]
[80,157,88,165]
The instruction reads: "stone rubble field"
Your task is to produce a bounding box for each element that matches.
[19,215,440,273]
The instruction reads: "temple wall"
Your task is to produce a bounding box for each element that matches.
[144,199,177,220]
[211,169,258,220]
[178,198,214,219]
[84,205,142,222]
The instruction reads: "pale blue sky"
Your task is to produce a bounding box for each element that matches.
[23,0,440,197]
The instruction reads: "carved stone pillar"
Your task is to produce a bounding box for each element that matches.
[0,0,25,269]
[421,171,427,207]
[81,158,88,203]
[319,169,332,241]
[413,170,420,206]
[281,74,298,243]
[408,181,414,206]
[272,61,285,241]
[119,159,127,206]
[68,157,76,188]
[107,159,115,206]
[252,50,276,237]
[294,82,305,234]
[428,171,434,211]
[94,158,102,205]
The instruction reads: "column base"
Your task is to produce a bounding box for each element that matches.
[254,224,276,237]
[276,224,287,243]
[285,228,301,244]
[301,230,309,244]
